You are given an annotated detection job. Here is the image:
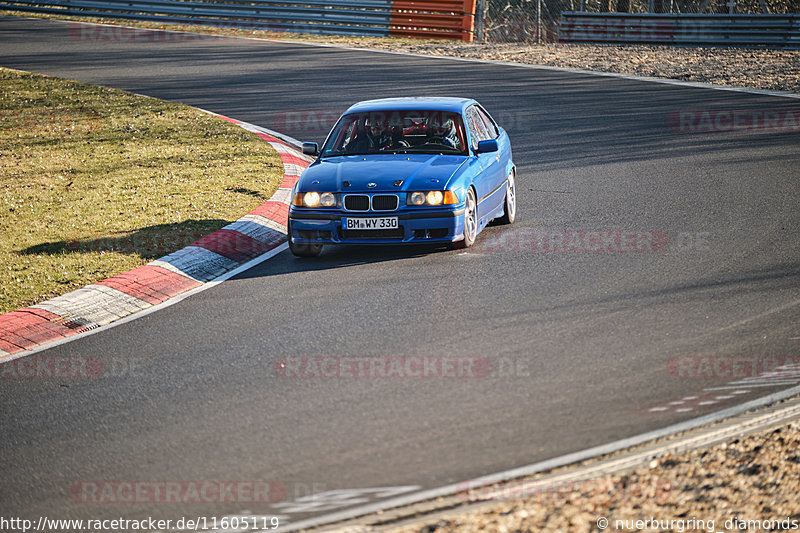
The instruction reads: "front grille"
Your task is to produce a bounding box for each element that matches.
[344,195,369,211]
[341,227,404,240]
[372,195,398,211]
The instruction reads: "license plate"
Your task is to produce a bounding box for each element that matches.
[343,217,398,230]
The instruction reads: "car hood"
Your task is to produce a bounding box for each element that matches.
[298,154,469,192]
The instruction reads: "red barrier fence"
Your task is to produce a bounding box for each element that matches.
[391,0,477,41]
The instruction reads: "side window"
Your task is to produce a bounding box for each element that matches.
[466,111,481,152]
[339,118,357,151]
[476,106,499,138]
[466,107,489,151]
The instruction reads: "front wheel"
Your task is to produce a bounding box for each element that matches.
[287,220,322,257]
[454,187,478,249]
[496,170,516,225]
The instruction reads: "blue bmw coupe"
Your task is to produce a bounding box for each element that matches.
[288,97,516,257]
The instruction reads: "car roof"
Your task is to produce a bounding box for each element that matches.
[343,97,476,115]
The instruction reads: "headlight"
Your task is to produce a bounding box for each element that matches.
[407,191,459,206]
[408,191,426,206]
[426,191,444,205]
[304,192,320,207]
[319,192,336,207]
[293,192,336,208]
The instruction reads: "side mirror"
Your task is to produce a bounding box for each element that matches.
[477,139,498,154]
[302,142,319,156]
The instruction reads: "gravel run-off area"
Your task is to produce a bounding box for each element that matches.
[370,41,800,94]
[390,420,800,532]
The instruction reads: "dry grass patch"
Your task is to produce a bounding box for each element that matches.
[0,67,283,313]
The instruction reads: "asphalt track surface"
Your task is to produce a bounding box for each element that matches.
[1,16,799,528]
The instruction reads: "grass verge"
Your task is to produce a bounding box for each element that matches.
[0,67,283,314]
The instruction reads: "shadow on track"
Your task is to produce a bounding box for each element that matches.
[235,241,455,279]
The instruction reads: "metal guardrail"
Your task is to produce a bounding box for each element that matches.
[0,0,476,40]
[559,12,800,46]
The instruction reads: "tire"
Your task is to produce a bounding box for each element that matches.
[454,187,478,249]
[496,170,516,225]
[287,219,322,257]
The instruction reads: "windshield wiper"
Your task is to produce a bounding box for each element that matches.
[403,148,463,155]
[320,152,368,158]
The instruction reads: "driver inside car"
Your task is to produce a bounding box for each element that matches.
[364,118,392,152]
[425,116,460,150]
[342,117,392,154]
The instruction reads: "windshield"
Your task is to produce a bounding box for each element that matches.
[320,110,469,157]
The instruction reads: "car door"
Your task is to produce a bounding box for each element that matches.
[475,105,511,184]
[465,105,505,223]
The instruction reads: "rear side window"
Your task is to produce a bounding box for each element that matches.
[475,106,499,138]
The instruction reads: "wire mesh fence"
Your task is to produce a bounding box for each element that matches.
[476,0,800,42]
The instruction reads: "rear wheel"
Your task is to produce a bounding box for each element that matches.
[287,220,322,257]
[497,170,516,225]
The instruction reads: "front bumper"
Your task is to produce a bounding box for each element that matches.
[288,207,466,245]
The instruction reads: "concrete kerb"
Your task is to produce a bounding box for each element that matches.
[0,108,312,361]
